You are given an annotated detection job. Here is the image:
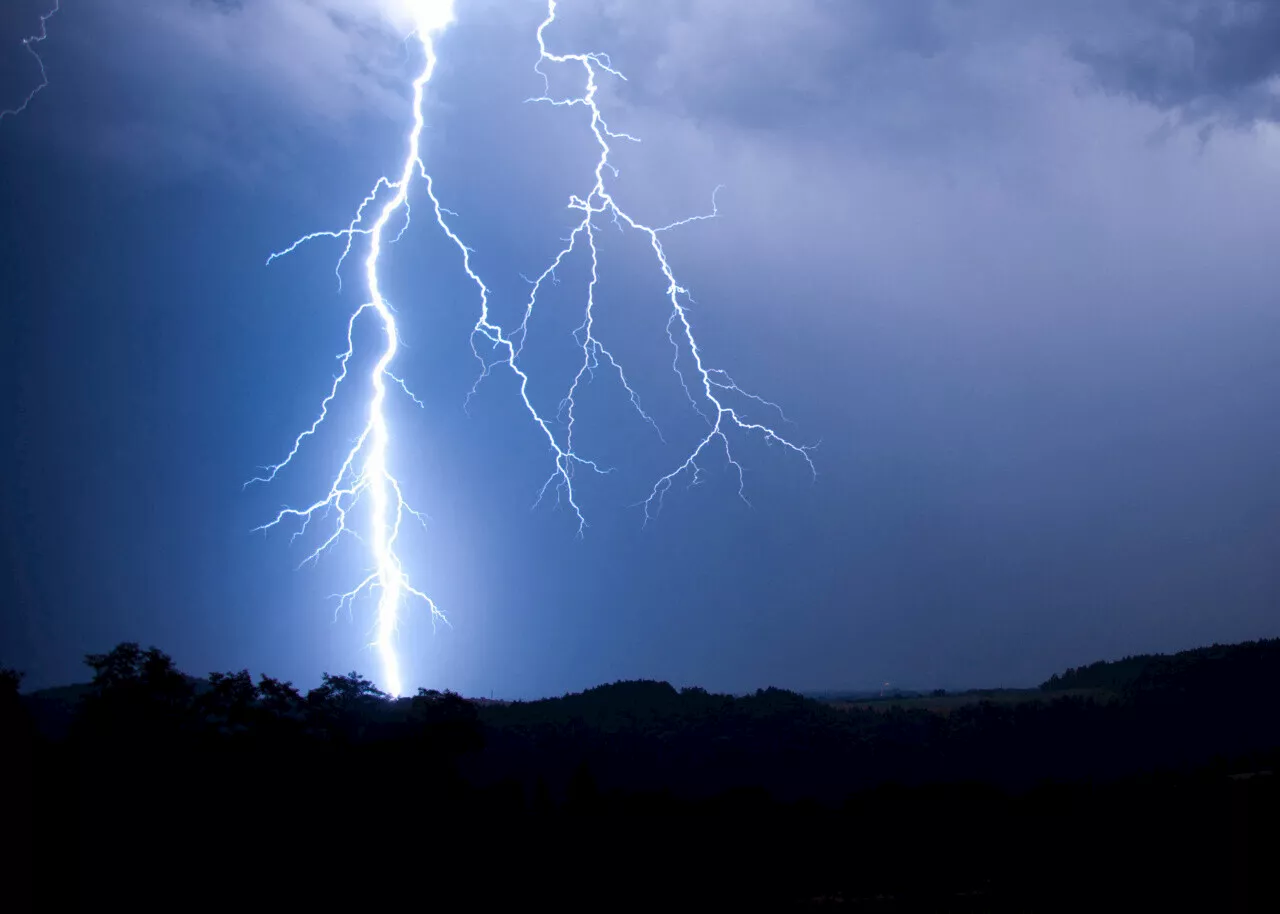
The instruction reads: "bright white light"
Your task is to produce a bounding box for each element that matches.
[466,0,817,528]
[398,0,455,35]
[251,0,815,698]
[251,14,457,699]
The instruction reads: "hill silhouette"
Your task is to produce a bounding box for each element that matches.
[4,638,1278,910]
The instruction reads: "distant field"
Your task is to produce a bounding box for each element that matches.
[822,687,1113,715]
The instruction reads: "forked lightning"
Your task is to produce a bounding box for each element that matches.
[7,0,815,697]
[467,0,815,530]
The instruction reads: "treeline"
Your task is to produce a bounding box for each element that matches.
[1040,637,1280,693]
[5,639,1279,909]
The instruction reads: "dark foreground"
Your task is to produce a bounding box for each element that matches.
[5,639,1280,910]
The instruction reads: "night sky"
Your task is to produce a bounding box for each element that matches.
[3,0,1278,698]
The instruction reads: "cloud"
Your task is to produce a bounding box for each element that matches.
[555,0,1025,157]
[54,0,1280,297]
[61,0,1280,189]
[48,0,434,185]
[154,1,415,116]
[471,0,1280,412]
[1068,0,1280,126]
[569,1,1280,144]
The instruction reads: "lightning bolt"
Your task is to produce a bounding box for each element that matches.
[468,0,816,530]
[2,0,60,122]
[3,0,816,699]
[249,0,461,699]
[253,0,815,697]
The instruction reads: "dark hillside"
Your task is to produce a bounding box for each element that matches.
[5,639,1279,910]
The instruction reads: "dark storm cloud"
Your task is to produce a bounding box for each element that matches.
[1071,0,1280,124]
[570,0,1007,155]
[65,0,1279,182]
[582,0,1280,146]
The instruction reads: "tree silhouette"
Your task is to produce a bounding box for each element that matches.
[0,667,21,698]
[311,670,387,707]
[13,637,1279,908]
[200,670,258,736]
[78,643,195,742]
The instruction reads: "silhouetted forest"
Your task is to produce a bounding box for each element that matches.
[1039,640,1280,695]
[5,639,1279,910]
